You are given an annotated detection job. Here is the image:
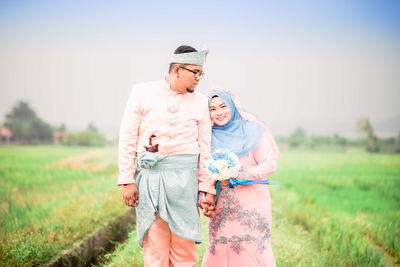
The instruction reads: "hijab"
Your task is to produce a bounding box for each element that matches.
[208,91,264,158]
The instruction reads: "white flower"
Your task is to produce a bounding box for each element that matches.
[214,159,228,170]
[207,150,241,181]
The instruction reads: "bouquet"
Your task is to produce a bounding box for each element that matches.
[207,149,241,181]
[207,149,281,206]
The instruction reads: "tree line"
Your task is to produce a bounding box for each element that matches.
[2,101,108,146]
[278,124,400,153]
[3,100,399,152]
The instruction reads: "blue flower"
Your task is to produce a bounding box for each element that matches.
[226,157,235,167]
[211,149,232,161]
[212,151,225,160]
[208,163,218,174]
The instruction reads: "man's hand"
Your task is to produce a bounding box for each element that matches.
[200,193,216,217]
[122,184,138,207]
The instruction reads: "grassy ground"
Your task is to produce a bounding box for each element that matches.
[1,146,398,266]
[272,149,400,266]
[102,148,400,266]
[0,145,128,266]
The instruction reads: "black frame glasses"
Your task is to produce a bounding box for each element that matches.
[179,66,204,79]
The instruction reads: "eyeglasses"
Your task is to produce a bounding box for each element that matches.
[179,66,204,79]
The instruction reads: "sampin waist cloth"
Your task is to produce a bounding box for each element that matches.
[135,152,201,247]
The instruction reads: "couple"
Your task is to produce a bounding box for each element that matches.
[118,45,279,267]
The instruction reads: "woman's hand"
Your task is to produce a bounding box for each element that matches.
[200,193,216,217]
[220,180,229,187]
[237,167,248,179]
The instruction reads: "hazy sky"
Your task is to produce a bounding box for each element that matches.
[1,0,399,137]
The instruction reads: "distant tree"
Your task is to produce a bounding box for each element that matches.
[4,101,53,143]
[288,128,307,148]
[64,129,107,147]
[378,137,396,146]
[58,123,66,132]
[357,118,379,152]
[346,137,367,147]
[310,135,332,147]
[87,123,98,133]
[396,131,400,153]
[332,133,347,147]
[6,101,36,119]
[32,118,53,142]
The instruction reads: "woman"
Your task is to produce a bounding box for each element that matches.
[201,91,279,267]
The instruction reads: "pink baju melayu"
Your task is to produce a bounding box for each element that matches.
[202,113,279,267]
[118,79,214,194]
[118,79,215,267]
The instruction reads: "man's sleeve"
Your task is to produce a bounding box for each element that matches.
[197,102,216,194]
[117,85,142,185]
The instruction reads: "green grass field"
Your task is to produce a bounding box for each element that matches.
[0,145,128,266]
[0,146,399,266]
[271,149,400,266]
[103,148,400,267]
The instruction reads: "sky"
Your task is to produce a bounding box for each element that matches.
[1,0,399,137]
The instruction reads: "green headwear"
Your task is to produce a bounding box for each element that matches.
[170,50,208,66]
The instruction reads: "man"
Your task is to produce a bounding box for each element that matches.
[118,45,216,266]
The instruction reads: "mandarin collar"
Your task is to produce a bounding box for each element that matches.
[163,78,186,95]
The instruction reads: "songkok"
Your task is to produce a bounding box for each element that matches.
[170,50,208,66]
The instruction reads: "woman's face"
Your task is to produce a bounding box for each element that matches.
[209,97,232,126]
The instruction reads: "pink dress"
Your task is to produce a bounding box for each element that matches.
[202,125,279,267]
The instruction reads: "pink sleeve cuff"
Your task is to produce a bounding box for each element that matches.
[199,182,216,195]
[117,175,136,186]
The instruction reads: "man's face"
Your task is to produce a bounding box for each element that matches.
[177,64,203,93]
